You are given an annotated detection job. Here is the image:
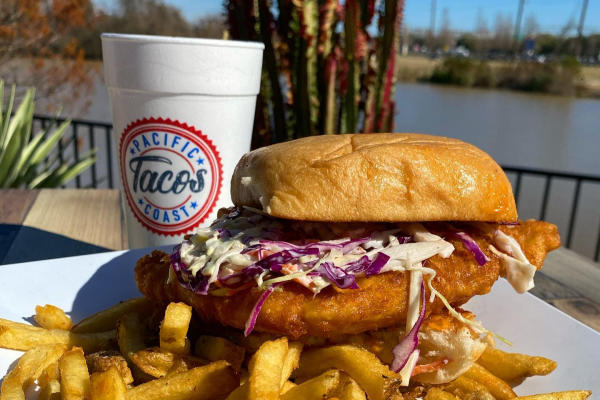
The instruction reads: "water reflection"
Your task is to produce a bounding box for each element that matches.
[394,82,599,175]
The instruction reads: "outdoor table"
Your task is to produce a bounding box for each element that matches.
[1,189,599,333]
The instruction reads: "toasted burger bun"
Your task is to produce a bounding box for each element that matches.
[231,133,517,222]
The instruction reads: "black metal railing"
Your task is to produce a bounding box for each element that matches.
[30,115,600,261]
[32,114,114,189]
[503,166,600,262]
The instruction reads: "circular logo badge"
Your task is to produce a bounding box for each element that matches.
[120,117,222,236]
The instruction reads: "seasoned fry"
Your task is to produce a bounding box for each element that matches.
[86,351,134,385]
[281,369,340,400]
[131,347,207,378]
[59,347,91,400]
[72,298,152,333]
[35,305,73,330]
[0,344,66,400]
[280,341,303,389]
[90,367,127,400]
[116,313,147,360]
[194,335,245,371]
[248,337,288,400]
[224,384,247,400]
[478,346,557,382]
[445,375,495,400]
[517,391,592,400]
[463,363,516,400]
[424,387,460,400]
[330,373,367,400]
[294,345,401,400]
[38,379,61,400]
[281,381,297,395]
[38,362,60,388]
[235,331,278,353]
[160,302,192,354]
[0,318,115,353]
[126,361,238,400]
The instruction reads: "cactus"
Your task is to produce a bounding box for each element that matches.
[225,0,405,147]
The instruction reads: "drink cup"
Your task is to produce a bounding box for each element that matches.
[101,34,264,248]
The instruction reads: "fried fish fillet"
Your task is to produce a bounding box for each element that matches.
[135,220,559,339]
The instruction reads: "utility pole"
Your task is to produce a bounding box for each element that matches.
[513,0,525,54]
[577,0,589,56]
[428,0,437,49]
[430,0,437,34]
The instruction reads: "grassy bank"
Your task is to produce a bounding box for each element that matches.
[396,55,600,97]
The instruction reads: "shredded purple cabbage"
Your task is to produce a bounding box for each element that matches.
[391,279,426,373]
[216,228,231,239]
[244,283,280,336]
[344,256,372,274]
[257,237,370,255]
[317,262,359,289]
[218,265,264,289]
[455,231,489,266]
[170,244,210,295]
[171,221,415,299]
[254,248,319,272]
[365,253,391,276]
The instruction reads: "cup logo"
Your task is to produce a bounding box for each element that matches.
[120,117,222,236]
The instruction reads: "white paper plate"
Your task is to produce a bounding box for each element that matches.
[1,248,598,395]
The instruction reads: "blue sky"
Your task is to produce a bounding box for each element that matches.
[95,0,599,34]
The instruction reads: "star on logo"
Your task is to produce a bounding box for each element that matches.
[130,148,135,155]
[196,158,204,165]
[138,199,143,205]
[191,201,198,209]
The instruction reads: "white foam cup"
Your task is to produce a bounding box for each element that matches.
[102,34,264,248]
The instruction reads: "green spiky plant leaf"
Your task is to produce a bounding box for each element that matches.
[0,82,96,188]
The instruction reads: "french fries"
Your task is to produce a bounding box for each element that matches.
[463,363,516,400]
[59,347,90,400]
[0,319,114,353]
[35,305,73,331]
[330,373,367,400]
[281,381,297,394]
[517,391,592,400]
[85,351,133,385]
[248,337,288,400]
[424,387,460,400]
[159,302,192,354]
[38,362,60,388]
[281,369,340,400]
[116,313,147,360]
[116,312,153,382]
[0,344,66,400]
[72,298,152,333]
[89,367,127,400]
[194,335,245,371]
[0,300,591,400]
[126,361,238,400]
[38,379,61,400]
[445,375,495,400]
[130,347,207,378]
[280,341,303,389]
[294,344,400,400]
[478,346,557,382]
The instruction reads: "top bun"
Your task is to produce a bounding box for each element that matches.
[231,133,517,222]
